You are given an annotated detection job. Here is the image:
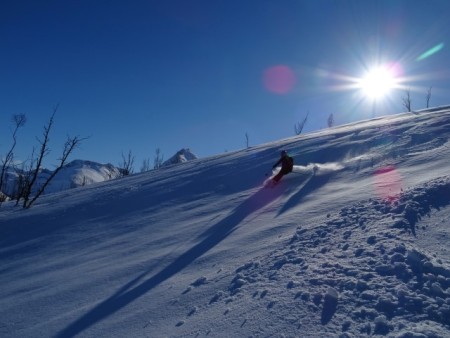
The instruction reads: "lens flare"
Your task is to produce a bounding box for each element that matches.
[416,43,444,61]
[263,65,296,94]
[373,165,403,202]
[385,61,404,78]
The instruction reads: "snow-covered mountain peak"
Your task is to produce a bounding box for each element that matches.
[163,148,198,166]
[0,159,121,198]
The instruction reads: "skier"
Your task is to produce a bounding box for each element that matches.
[272,150,294,183]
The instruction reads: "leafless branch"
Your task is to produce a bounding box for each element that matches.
[402,89,412,112]
[0,114,27,202]
[22,106,58,207]
[119,150,135,176]
[295,111,309,135]
[140,158,151,172]
[327,113,334,128]
[426,86,432,108]
[153,148,164,169]
[25,135,85,208]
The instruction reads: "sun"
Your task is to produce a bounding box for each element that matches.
[358,66,397,100]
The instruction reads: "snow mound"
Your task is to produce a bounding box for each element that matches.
[55,160,121,190]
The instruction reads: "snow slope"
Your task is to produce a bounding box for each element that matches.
[1,108,450,337]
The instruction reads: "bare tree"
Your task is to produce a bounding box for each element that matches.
[426,86,432,108]
[21,108,57,208]
[19,106,86,208]
[24,135,85,208]
[15,150,35,206]
[12,172,24,201]
[140,158,151,172]
[295,111,309,135]
[245,132,249,148]
[154,148,164,169]
[327,113,334,128]
[119,150,135,176]
[402,89,412,112]
[0,114,26,199]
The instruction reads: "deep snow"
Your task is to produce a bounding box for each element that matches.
[1,108,450,337]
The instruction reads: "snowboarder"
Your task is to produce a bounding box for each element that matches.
[271,150,294,183]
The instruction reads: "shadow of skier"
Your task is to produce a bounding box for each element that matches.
[277,172,331,217]
[57,186,283,337]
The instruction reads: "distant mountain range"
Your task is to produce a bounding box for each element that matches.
[0,148,198,199]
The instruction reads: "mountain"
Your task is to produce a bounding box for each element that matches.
[1,148,198,201]
[1,108,450,337]
[162,148,198,167]
[0,160,121,199]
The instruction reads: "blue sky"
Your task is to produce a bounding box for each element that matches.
[1,0,450,169]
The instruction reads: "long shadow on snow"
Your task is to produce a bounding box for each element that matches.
[277,172,332,217]
[57,185,284,337]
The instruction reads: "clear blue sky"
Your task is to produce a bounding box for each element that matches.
[1,0,450,169]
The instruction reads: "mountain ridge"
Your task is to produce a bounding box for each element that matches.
[0,148,199,200]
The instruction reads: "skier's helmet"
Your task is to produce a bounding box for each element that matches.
[281,150,287,157]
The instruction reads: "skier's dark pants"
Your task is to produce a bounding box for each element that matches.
[273,168,291,182]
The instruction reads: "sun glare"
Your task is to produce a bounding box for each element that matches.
[358,66,397,100]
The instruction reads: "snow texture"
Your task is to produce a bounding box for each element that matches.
[1,107,450,337]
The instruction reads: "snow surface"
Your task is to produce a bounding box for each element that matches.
[1,108,450,337]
